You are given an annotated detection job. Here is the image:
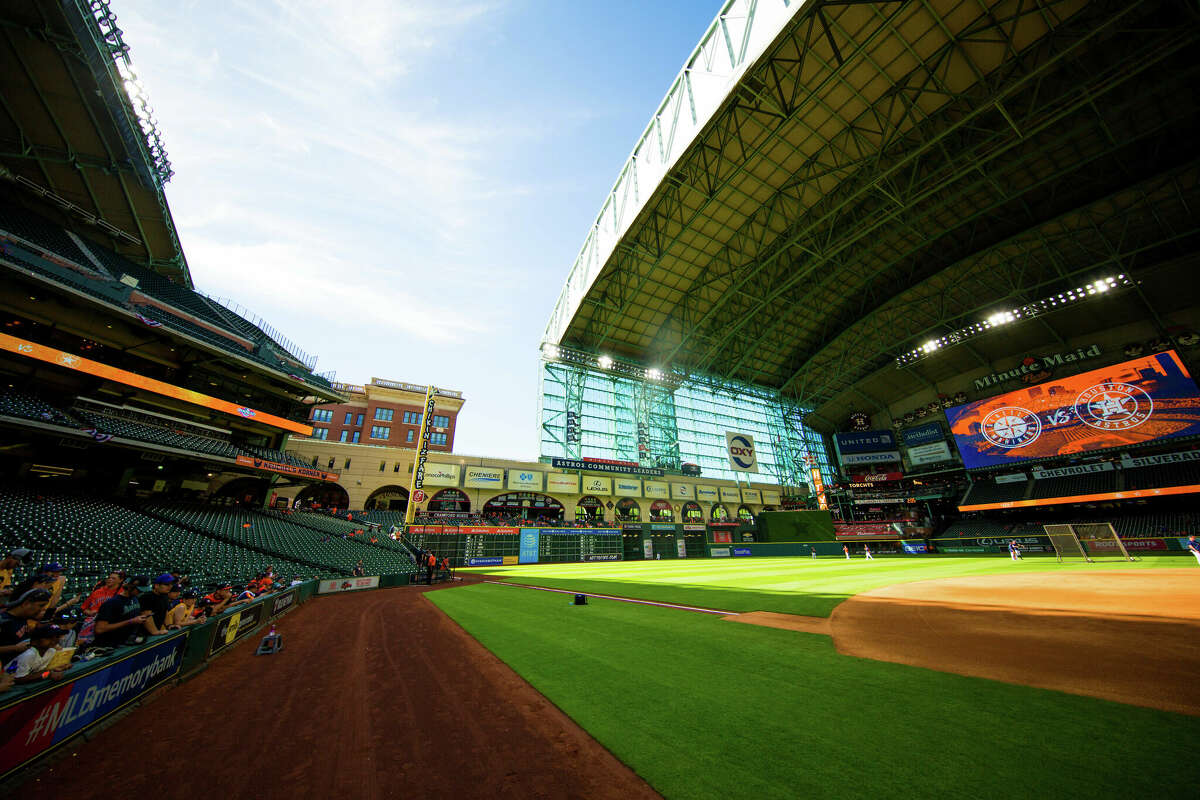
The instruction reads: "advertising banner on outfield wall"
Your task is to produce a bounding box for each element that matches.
[209,603,265,657]
[546,473,580,493]
[718,486,741,503]
[464,466,504,488]
[643,481,668,498]
[670,483,692,500]
[519,529,540,564]
[582,476,612,495]
[694,485,718,501]
[614,478,641,497]
[269,588,300,618]
[506,470,543,490]
[761,489,781,505]
[422,463,461,487]
[0,633,187,778]
[317,576,381,594]
[741,488,762,504]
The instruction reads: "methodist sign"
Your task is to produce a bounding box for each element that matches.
[725,432,758,472]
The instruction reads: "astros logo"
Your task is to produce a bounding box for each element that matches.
[1074,383,1152,431]
[980,406,1041,449]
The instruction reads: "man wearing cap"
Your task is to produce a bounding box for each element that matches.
[11,625,69,683]
[0,548,33,598]
[0,588,51,660]
[92,576,155,648]
[138,574,178,636]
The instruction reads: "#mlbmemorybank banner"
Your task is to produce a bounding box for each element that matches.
[0,633,187,777]
[945,350,1200,470]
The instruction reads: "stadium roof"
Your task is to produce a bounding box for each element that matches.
[546,0,1200,432]
[0,0,190,283]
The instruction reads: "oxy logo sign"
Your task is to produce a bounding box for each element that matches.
[725,432,758,472]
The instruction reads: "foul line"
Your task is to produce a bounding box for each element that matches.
[485,580,740,616]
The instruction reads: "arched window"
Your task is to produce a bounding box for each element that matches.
[615,497,641,522]
[737,504,755,522]
[575,495,605,522]
[681,501,703,522]
[364,485,408,511]
[650,499,673,522]
[710,504,729,521]
[482,492,564,523]
[429,488,470,512]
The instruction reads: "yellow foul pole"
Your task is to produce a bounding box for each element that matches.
[403,385,438,527]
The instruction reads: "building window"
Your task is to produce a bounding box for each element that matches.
[339,430,348,442]
[311,427,328,440]
[432,414,449,428]
[356,413,364,426]
[312,409,332,423]
[374,408,393,421]
[379,461,386,472]
[343,412,353,425]
[429,432,447,446]
[311,456,318,466]
[370,426,390,440]
[393,463,401,472]
[344,459,352,469]
[351,431,360,443]
[403,411,422,425]
[327,457,335,468]
[406,430,414,443]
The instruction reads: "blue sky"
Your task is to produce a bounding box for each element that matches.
[116,0,716,459]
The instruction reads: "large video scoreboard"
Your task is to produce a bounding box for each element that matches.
[945,350,1200,469]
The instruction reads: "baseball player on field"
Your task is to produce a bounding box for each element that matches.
[1187,534,1200,566]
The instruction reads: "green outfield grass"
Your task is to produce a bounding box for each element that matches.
[462,555,1186,616]
[429,582,1198,800]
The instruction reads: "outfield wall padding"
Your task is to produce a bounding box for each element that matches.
[755,510,835,542]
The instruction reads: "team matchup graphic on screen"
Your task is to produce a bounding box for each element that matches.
[945,350,1200,469]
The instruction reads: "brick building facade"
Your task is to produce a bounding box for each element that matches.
[303,378,463,452]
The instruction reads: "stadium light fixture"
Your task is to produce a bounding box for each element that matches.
[646,367,664,381]
[598,355,613,369]
[896,274,1136,368]
[541,343,560,360]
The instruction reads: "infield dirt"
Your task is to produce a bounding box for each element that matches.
[733,569,1200,715]
[28,583,661,800]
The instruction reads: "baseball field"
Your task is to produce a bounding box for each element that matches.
[436,556,1200,799]
[28,556,1200,799]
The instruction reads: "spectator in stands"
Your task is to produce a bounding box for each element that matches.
[167,589,204,629]
[11,624,70,684]
[203,584,235,615]
[232,585,257,603]
[352,560,366,577]
[92,576,154,648]
[0,548,33,598]
[137,574,178,637]
[0,588,51,661]
[52,607,82,648]
[426,552,437,585]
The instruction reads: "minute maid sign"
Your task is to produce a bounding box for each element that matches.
[725,432,758,473]
[973,345,1101,391]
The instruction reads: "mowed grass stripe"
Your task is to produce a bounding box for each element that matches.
[430,583,1198,800]
[465,556,1185,617]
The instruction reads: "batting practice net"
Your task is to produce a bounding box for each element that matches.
[1042,523,1135,562]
